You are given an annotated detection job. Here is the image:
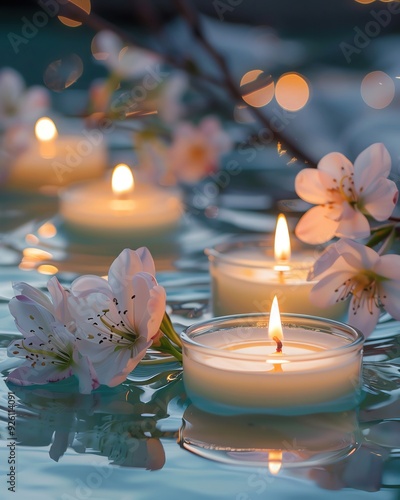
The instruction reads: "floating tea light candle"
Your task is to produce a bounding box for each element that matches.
[60,163,183,236]
[206,214,346,319]
[6,117,106,190]
[181,296,364,415]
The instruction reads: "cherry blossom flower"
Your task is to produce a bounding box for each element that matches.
[69,247,166,387]
[309,239,400,336]
[168,116,233,183]
[295,143,398,244]
[6,278,99,394]
[0,67,49,129]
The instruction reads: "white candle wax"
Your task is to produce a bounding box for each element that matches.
[181,314,364,415]
[207,241,347,319]
[59,176,183,236]
[7,121,107,190]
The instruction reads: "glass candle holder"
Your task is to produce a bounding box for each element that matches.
[206,237,347,319]
[181,313,364,415]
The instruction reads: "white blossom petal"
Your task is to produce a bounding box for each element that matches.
[353,143,391,192]
[335,208,370,240]
[374,254,400,280]
[362,177,398,221]
[379,280,400,321]
[347,294,380,338]
[318,151,353,179]
[309,270,354,307]
[336,239,379,270]
[295,205,339,244]
[132,273,165,340]
[294,169,332,204]
[12,281,53,312]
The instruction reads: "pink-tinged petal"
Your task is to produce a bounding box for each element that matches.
[108,248,148,301]
[96,336,151,386]
[353,143,391,192]
[336,239,379,270]
[295,169,333,204]
[21,86,49,115]
[362,178,398,221]
[76,337,116,364]
[71,348,99,394]
[295,206,339,244]
[9,296,55,337]
[70,275,112,298]
[379,280,400,321]
[200,116,233,153]
[7,365,39,386]
[310,246,356,280]
[132,273,164,337]
[135,247,156,275]
[374,254,400,280]
[47,276,71,324]
[12,281,53,311]
[335,207,370,240]
[7,363,72,386]
[347,294,380,338]
[0,68,24,113]
[140,285,166,341]
[318,151,353,179]
[309,271,354,307]
[309,244,342,279]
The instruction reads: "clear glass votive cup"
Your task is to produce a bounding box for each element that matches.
[181,313,364,415]
[206,237,348,319]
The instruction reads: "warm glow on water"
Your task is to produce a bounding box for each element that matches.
[38,222,57,239]
[268,450,283,475]
[38,264,59,275]
[275,73,309,112]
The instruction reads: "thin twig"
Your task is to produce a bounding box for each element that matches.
[57,0,316,167]
[173,0,316,167]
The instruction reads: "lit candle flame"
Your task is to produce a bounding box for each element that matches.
[274,213,291,266]
[35,117,58,142]
[112,164,134,197]
[35,117,58,159]
[268,296,283,352]
[268,450,282,475]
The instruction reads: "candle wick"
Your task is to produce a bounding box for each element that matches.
[278,269,285,284]
[273,336,282,353]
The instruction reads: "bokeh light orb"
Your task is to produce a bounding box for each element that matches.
[240,70,274,108]
[275,73,310,112]
[361,71,395,109]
